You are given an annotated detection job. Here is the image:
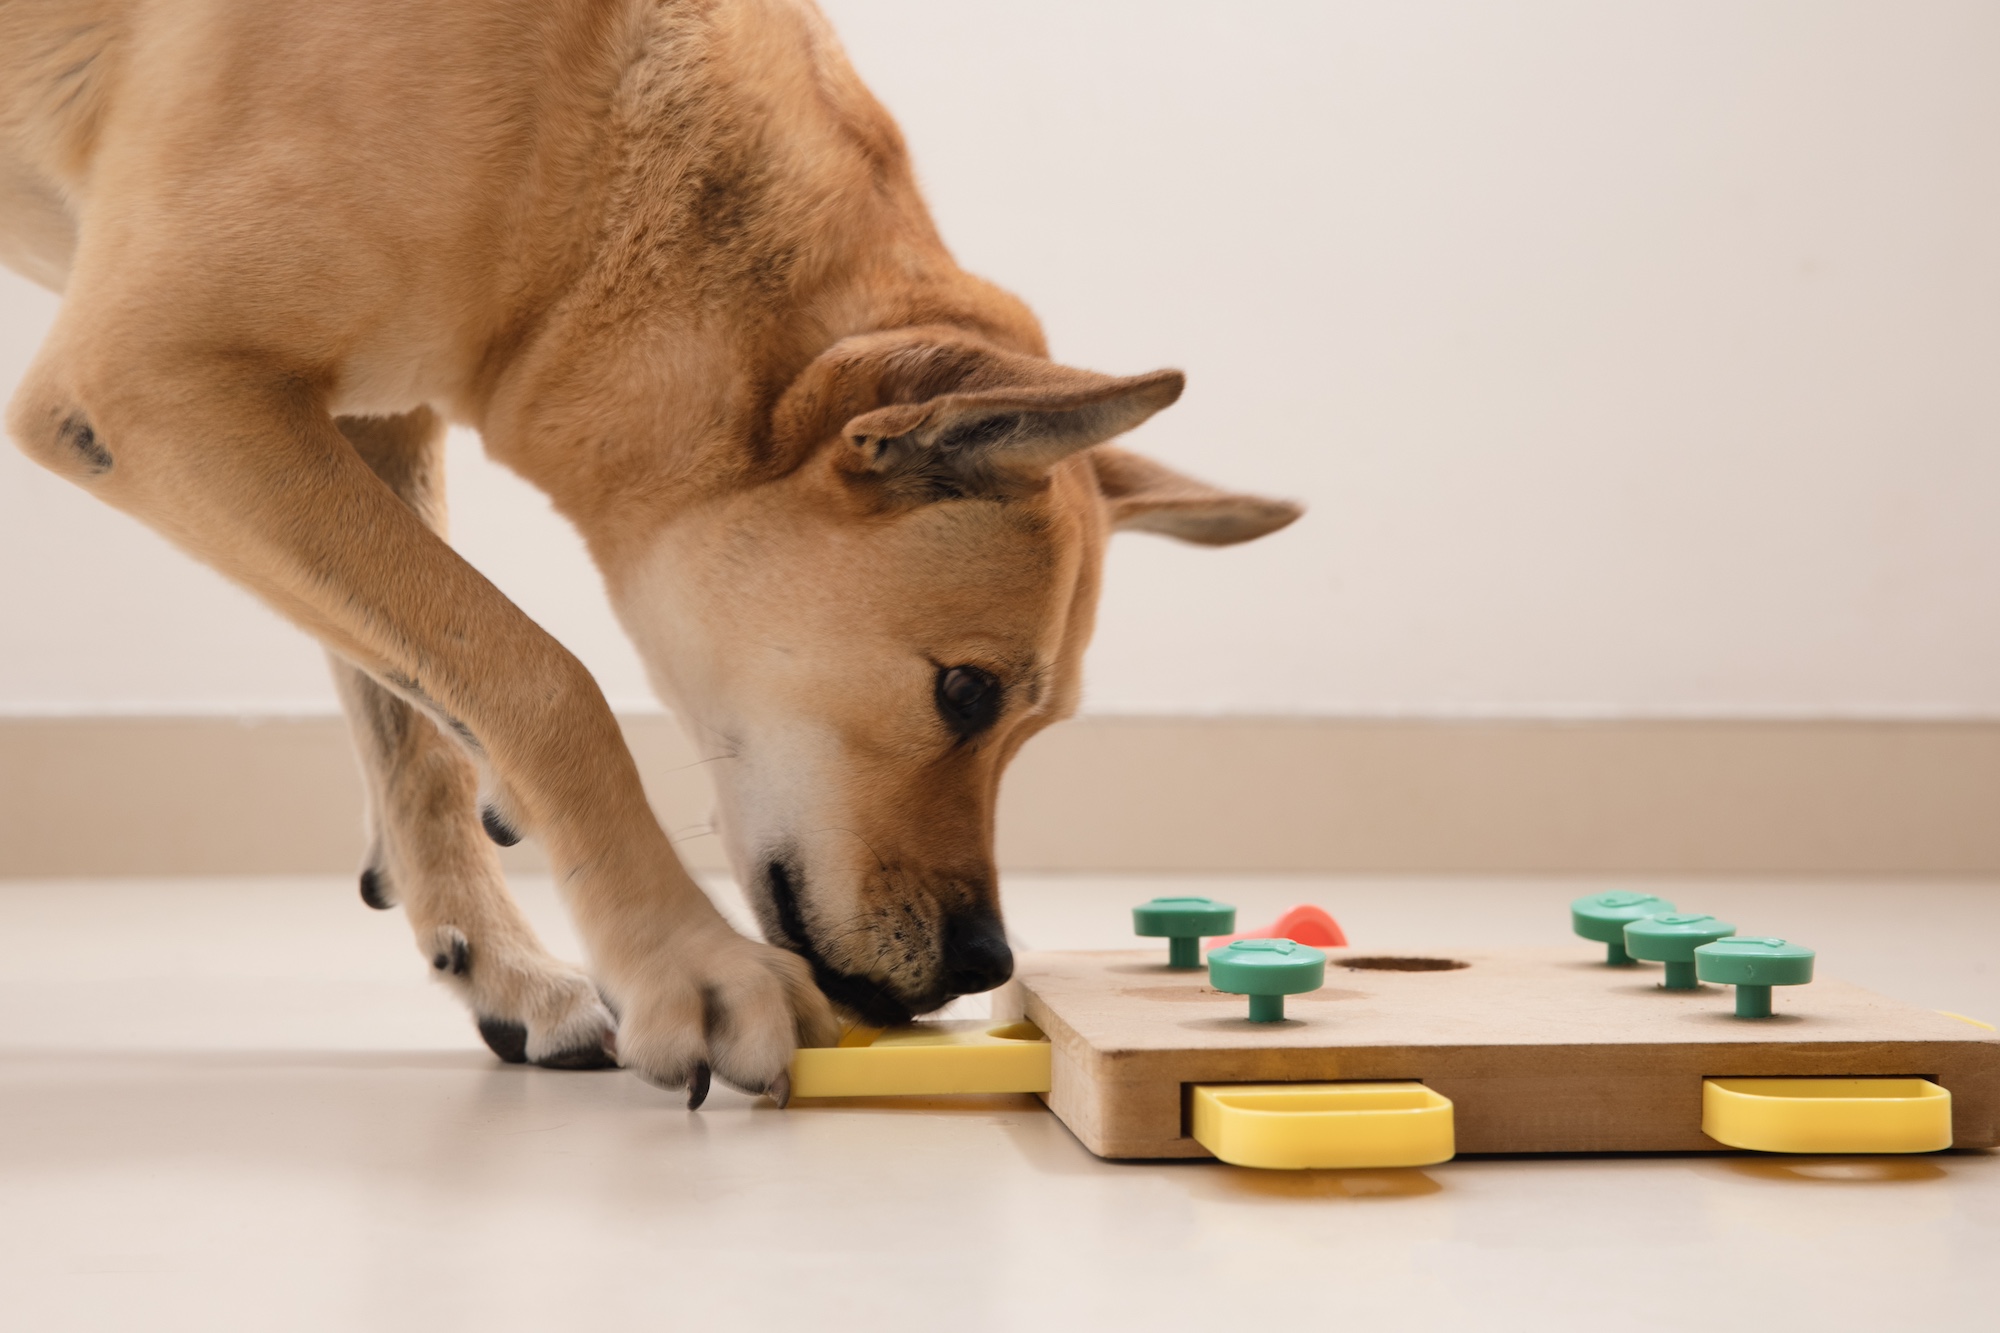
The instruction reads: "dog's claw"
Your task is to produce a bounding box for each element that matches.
[686,1061,712,1110]
[479,805,521,848]
[358,866,394,911]
[766,1070,791,1109]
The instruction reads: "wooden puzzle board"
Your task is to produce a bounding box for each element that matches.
[997,947,2000,1159]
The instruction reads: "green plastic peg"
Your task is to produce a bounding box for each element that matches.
[1696,937,1816,1017]
[1623,913,1736,990]
[1206,938,1326,1022]
[1133,896,1236,969]
[1571,891,1678,965]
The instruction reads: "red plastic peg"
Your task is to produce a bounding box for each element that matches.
[1206,904,1347,950]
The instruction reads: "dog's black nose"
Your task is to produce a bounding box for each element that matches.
[941,911,1014,996]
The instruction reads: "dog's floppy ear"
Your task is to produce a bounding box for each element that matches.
[773,327,1185,501]
[1089,445,1303,546]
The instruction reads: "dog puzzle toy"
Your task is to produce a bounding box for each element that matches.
[1206,937,1326,1021]
[1570,890,1676,964]
[781,898,1996,1168]
[1133,896,1236,969]
[1623,913,1735,989]
[1695,937,1816,1017]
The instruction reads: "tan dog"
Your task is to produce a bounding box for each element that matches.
[0,0,1299,1103]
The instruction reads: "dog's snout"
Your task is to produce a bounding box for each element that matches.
[941,911,1014,996]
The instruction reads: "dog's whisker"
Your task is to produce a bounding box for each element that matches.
[805,827,892,876]
[662,751,740,774]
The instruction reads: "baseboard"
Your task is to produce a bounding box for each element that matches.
[3,713,1996,877]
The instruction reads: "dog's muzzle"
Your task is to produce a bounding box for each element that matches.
[762,859,1013,1026]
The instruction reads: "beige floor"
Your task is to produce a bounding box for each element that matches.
[1,872,1995,1330]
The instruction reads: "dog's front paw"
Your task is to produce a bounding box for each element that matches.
[426,925,618,1069]
[610,927,837,1107]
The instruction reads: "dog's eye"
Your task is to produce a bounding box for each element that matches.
[935,665,1002,738]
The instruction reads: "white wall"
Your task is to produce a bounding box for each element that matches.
[3,1,1997,717]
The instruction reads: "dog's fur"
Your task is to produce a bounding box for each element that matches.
[0,0,1300,1100]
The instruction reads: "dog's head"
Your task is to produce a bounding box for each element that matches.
[613,327,1299,1024]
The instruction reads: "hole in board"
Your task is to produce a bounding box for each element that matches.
[1339,956,1470,972]
[984,1022,1044,1042]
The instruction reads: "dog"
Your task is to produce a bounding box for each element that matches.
[0,0,1300,1105]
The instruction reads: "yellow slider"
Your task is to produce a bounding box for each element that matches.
[1702,1077,1952,1154]
[788,1020,1053,1098]
[1191,1082,1457,1170]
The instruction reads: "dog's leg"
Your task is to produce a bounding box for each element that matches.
[9,349,836,1100]
[329,409,615,1069]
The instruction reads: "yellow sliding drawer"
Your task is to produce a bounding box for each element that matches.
[1702,1078,1952,1154]
[789,1021,1052,1098]
[1191,1082,1455,1170]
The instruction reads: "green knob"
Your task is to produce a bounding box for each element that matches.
[1207,938,1326,1022]
[1134,896,1236,969]
[1624,913,1736,990]
[1571,891,1678,965]
[1696,937,1815,1017]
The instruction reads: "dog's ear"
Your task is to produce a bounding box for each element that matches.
[773,327,1185,501]
[841,366,1184,499]
[1088,445,1303,545]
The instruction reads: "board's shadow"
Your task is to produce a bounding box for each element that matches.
[1188,1164,1445,1200]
